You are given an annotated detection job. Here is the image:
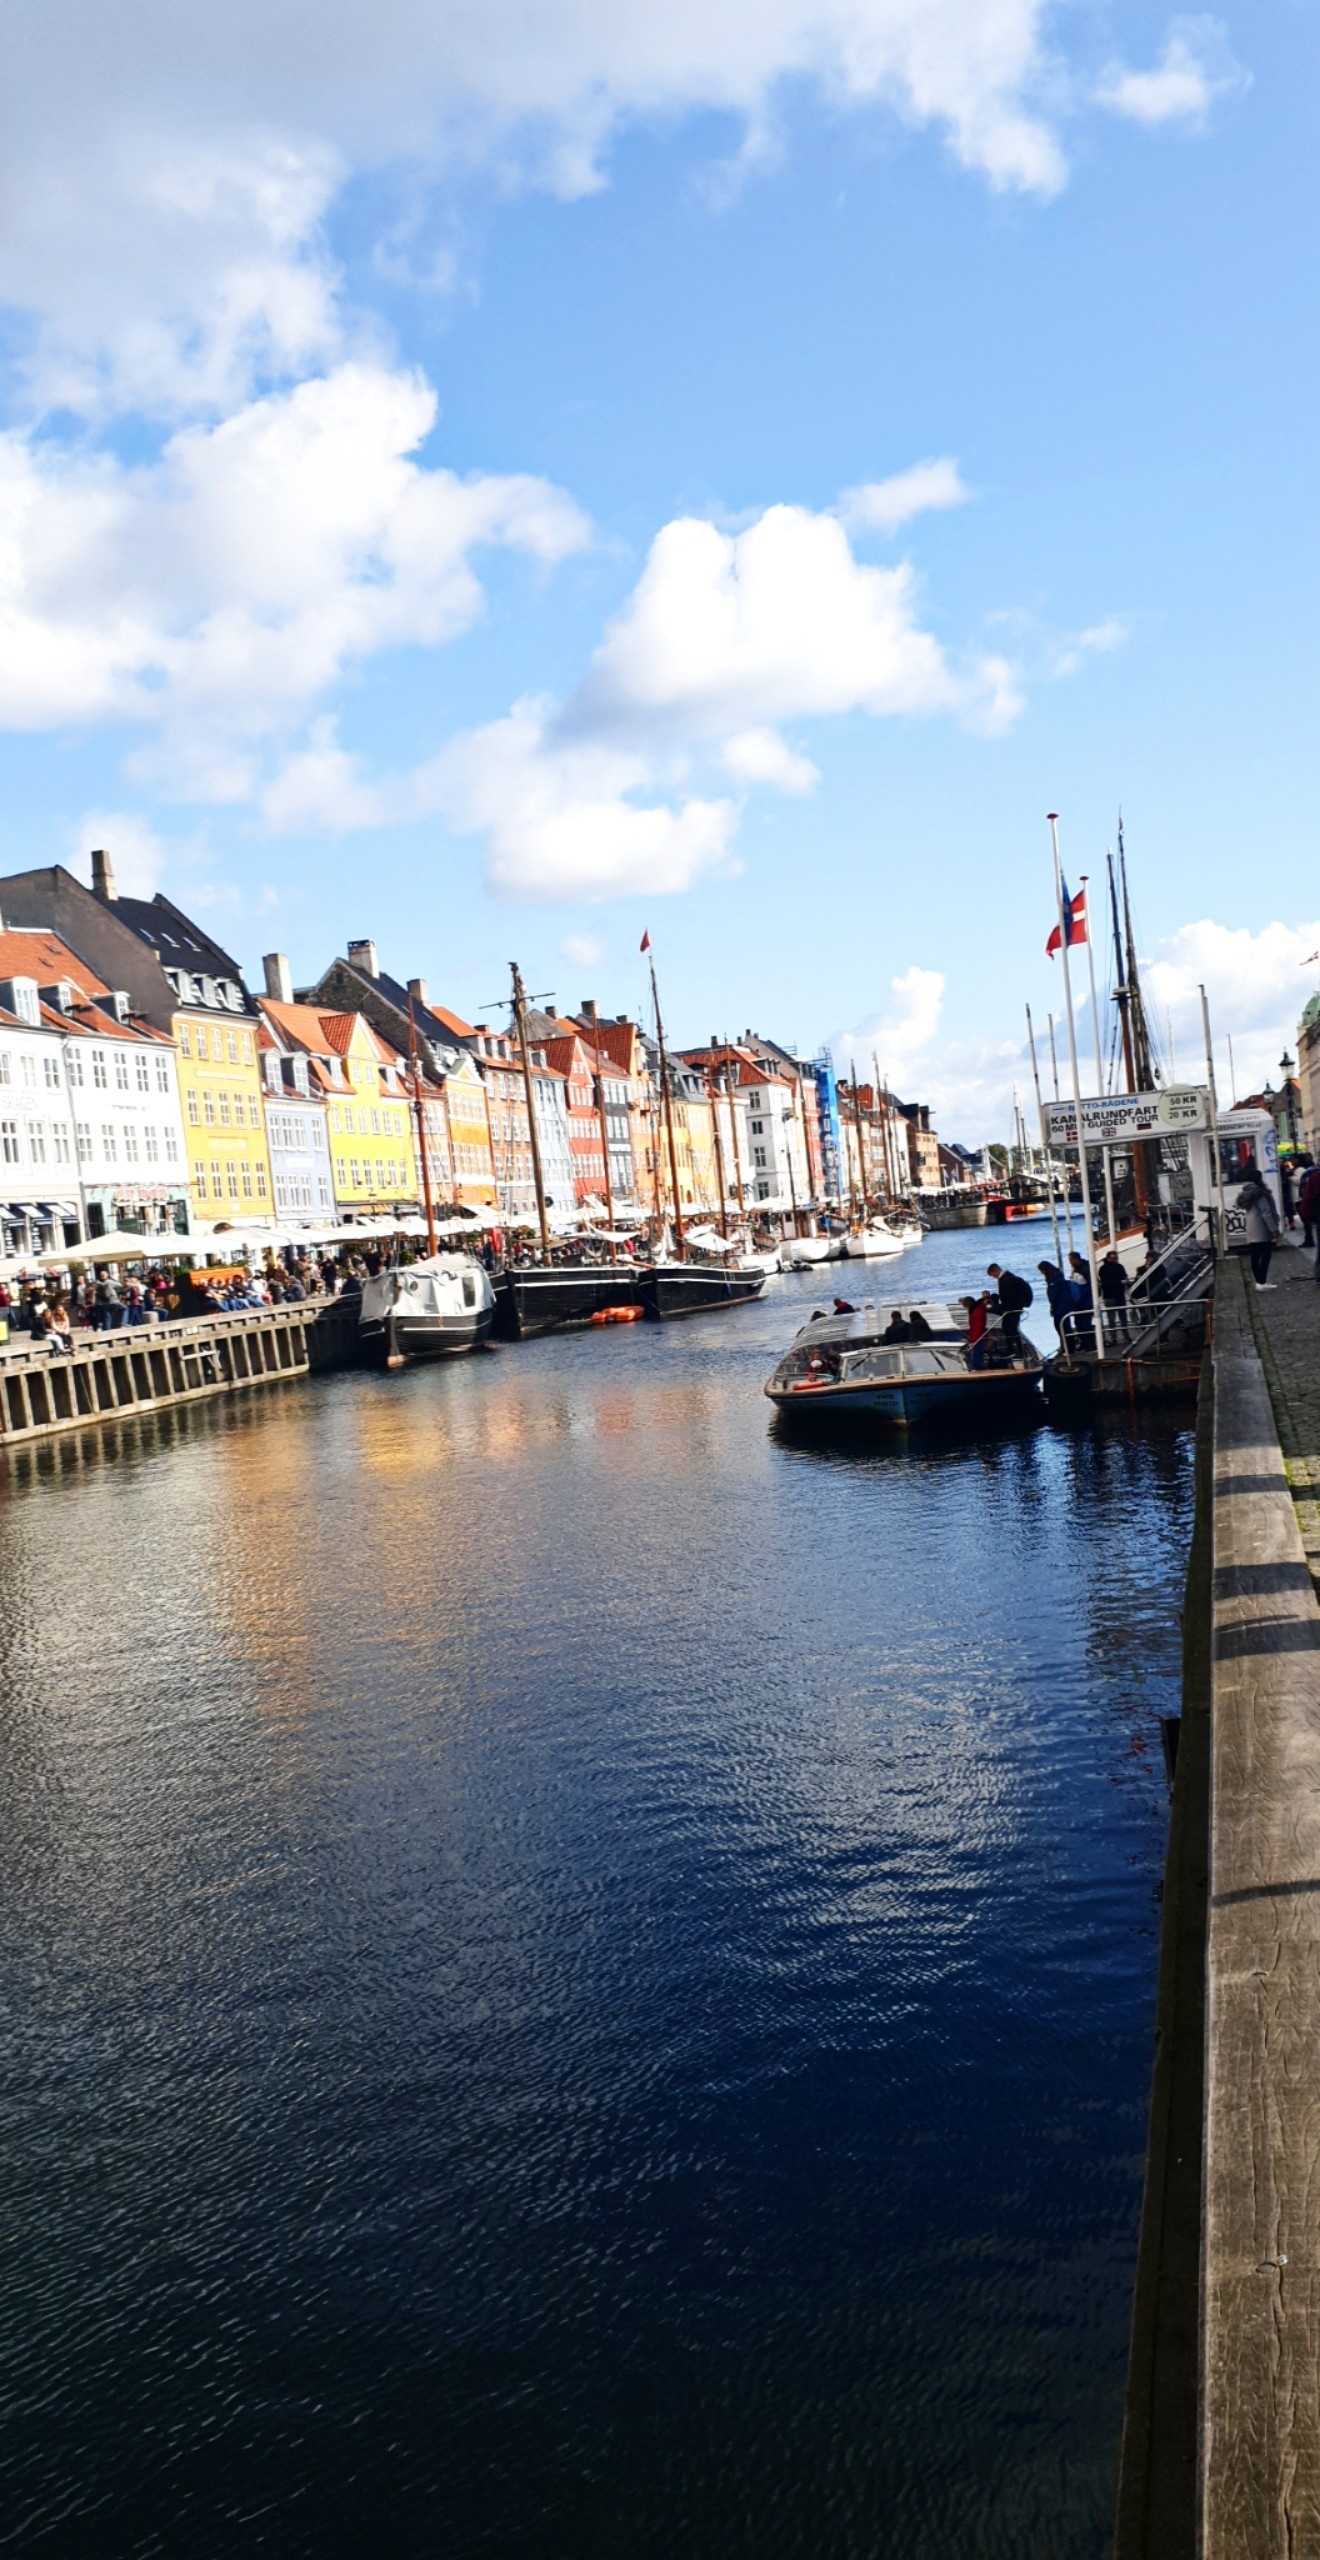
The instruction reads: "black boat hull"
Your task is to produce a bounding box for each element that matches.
[493,1266,641,1338]
[358,1308,494,1362]
[639,1263,767,1320]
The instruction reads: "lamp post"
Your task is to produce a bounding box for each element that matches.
[781,1109,800,1233]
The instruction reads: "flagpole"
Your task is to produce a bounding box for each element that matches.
[1200,983,1228,1256]
[1047,1012,1076,1257]
[1025,1005,1063,1269]
[1080,875,1118,1247]
[1049,815,1105,1355]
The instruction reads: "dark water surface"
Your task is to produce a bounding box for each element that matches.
[0,1230,1192,2558]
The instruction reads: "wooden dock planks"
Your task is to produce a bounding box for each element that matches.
[0,1304,327,1446]
[1203,1262,1320,2557]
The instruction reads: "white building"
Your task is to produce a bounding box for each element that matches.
[742,1067,811,1213]
[0,925,189,1252]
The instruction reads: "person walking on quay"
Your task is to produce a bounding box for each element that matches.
[1298,1160,1320,1258]
[1238,1170,1281,1287]
[986,1261,1032,1353]
[1038,1260,1074,1349]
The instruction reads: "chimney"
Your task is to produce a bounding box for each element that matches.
[347,938,378,979]
[263,952,293,1004]
[581,998,598,1025]
[90,848,118,903]
[407,976,428,1008]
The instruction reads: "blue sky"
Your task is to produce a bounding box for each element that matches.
[0,1,1313,1137]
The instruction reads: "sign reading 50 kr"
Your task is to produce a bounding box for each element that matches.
[1043,1086,1210,1146]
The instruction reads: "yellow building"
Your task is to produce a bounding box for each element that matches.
[258,1002,419,1215]
[442,1048,498,1210]
[76,881,276,1230]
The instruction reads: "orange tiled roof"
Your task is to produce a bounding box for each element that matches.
[0,926,110,1001]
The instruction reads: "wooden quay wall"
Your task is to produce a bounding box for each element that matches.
[0,1298,358,1448]
[1117,1249,1320,2559]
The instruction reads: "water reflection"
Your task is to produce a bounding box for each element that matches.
[0,1234,1191,2558]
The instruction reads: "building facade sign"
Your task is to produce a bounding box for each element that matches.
[1043,1086,1210,1146]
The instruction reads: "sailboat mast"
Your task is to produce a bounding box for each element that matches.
[510,962,553,1262]
[724,1052,747,1220]
[409,995,438,1257]
[707,1063,730,1240]
[647,947,685,1259]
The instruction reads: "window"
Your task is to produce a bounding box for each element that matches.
[134,1056,149,1092]
[196,1026,208,1060]
[349,1158,361,1187]
[241,1163,253,1198]
[248,1096,259,1128]
[43,1055,60,1088]
[211,1163,224,1199]
[178,1023,191,1056]
[102,1124,117,1163]
[371,1108,380,1134]
[0,1119,18,1162]
[122,1128,138,1163]
[76,1122,92,1163]
[329,1104,340,1132]
[187,1091,200,1125]
[114,1053,130,1091]
[0,1054,9,1084]
[753,1146,767,1169]
[144,1127,159,1163]
[750,1118,763,1136]
[255,1166,267,1197]
[203,1092,216,1126]
[218,1092,231,1126]
[194,1168,209,1201]
[164,1130,178,1163]
[227,1030,238,1063]
[376,1160,385,1190]
[156,1058,170,1091]
[66,1049,83,1088]
[53,1124,72,1164]
[92,1049,108,1089]
[21,1056,35,1087]
[226,1162,239,1197]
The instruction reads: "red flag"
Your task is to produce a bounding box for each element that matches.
[639,930,651,953]
[1046,877,1088,959]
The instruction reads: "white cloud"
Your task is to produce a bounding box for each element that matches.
[0,363,590,791]
[1146,917,1320,1099]
[837,457,972,535]
[832,963,947,1085]
[569,501,1006,740]
[428,699,739,902]
[1096,17,1247,129]
[1050,615,1128,678]
[722,726,819,794]
[255,485,1019,893]
[0,1,1068,420]
[560,932,607,967]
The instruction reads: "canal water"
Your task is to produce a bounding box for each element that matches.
[0,1228,1193,2558]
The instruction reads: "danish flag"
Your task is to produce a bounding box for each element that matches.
[1047,875,1088,959]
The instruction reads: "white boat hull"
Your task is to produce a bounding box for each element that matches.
[782,1236,844,1268]
[844,1227,906,1259]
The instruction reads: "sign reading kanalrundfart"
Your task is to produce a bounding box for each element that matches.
[1042,1086,1210,1146]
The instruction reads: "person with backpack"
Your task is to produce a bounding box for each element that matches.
[986,1260,1032,1353]
[1238,1172,1281,1287]
[1297,1160,1320,1257]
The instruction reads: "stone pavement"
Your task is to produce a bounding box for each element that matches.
[1243,1231,1320,1590]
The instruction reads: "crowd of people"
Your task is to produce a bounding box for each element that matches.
[0,1239,468,1349]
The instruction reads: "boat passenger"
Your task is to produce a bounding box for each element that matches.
[881,1311,911,1343]
[906,1308,933,1340]
[961,1293,991,1369]
[832,1297,857,1314]
[1038,1260,1074,1348]
[985,1262,1032,1353]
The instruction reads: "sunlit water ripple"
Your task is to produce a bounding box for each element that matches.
[0,1229,1192,2557]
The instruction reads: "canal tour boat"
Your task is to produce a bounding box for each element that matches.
[358,1253,496,1363]
[763,1299,1043,1426]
